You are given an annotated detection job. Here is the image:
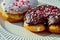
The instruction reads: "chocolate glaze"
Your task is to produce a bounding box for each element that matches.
[25,7,47,25]
[48,14,60,25]
[24,5,60,25]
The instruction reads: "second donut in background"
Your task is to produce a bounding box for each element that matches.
[1,0,38,23]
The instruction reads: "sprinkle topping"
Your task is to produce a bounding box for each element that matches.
[1,0,38,14]
[25,5,60,25]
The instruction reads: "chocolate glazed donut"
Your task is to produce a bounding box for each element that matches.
[47,6,60,33]
[48,14,60,33]
[24,5,60,33]
[24,5,48,32]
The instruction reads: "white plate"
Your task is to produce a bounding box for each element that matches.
[0,18,60,40]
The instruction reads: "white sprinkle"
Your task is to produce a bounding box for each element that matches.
[34,14,37,16]
[48,16,55,25]
[45,8,49,11]
[55,16,58,19]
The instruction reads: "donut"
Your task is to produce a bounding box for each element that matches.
[24,5,60,33]
[0,6,8,20]
[2,13,25,23]
[48,15,60,33]
[24,22,45,32]
[46,5,60,33]
[49,25,60,33]
[24,6,48,32]
[36,5,60,33]
[1,0,38,23]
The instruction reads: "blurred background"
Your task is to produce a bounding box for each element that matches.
[0,0,3,3]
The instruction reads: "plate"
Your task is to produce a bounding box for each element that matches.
[0,19,60,40]
[0,0,60,40]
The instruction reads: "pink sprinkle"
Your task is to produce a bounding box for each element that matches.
[55,12,58,14]
[42,11,46,14]
[18,6,21,8]
[21,0,25,5]
[21,2,24,5]
[15,4,18,6]
[52,9,56,12]
[21,0,24,2]
[18,5,22,8]
[43,10,46,13]
[51,12,56,14]
[22,2,24,5]
[27,3,30,7]
[31,11,34,13]
[13,3,15,6]
[15,2,18,6]
[36,10,40,14]
[13,2,18,6]
[50,6,54,9]
[28,10,31,12]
